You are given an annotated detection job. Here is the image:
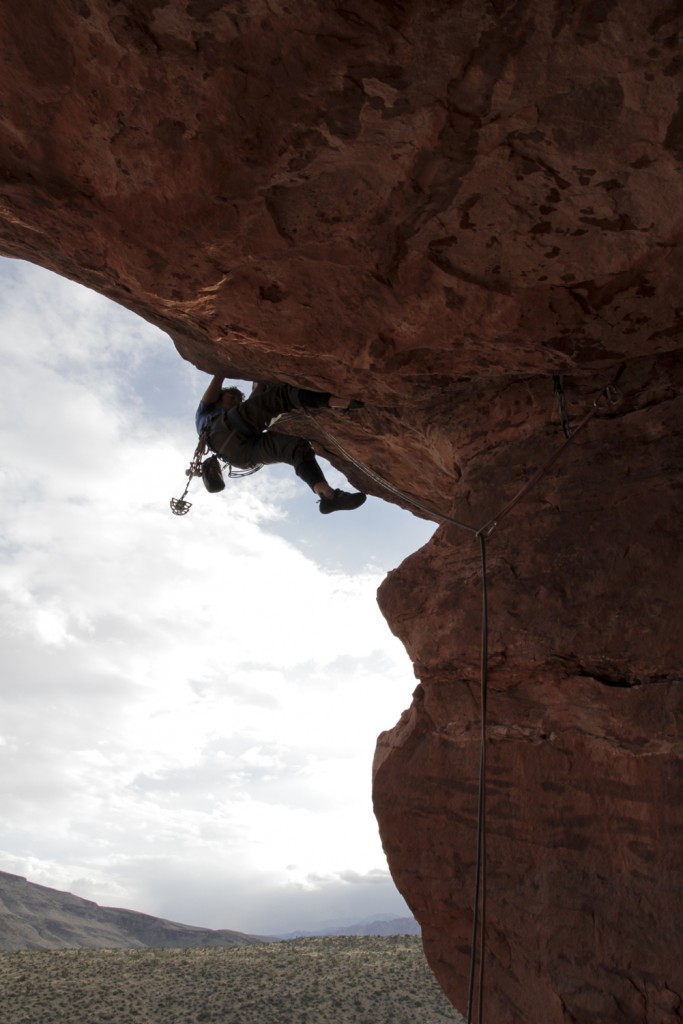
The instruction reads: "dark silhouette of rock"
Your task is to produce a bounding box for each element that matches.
[0,3,681,1020]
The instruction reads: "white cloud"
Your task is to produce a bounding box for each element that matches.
[0,257,431,933]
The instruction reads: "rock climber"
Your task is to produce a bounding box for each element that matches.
[195,375,367,514]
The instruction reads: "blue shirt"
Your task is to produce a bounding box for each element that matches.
[195,400,222,436]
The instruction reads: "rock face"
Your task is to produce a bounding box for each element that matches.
[1,1,681,1020]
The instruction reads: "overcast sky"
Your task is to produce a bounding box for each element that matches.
[0,256,435,936]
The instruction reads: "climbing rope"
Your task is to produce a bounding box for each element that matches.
[172,368,624,1019]
[466,531,489,1024]
[310,368,623,541]
[309,365,624,1024]
[553,375,572,439]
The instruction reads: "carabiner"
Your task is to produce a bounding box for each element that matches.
[593,383,622,410]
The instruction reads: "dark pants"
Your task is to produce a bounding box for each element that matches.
[208,384,330,491]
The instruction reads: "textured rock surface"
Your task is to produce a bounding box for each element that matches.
[1,1,681,1020]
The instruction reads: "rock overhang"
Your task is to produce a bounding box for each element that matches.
[1,2,681,1020]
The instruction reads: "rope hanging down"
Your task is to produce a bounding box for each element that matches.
[311,367,624,540]
[310,365,624,1024]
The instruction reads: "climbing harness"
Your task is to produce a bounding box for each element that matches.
[309,363,624,1024]
[169,431,262,515]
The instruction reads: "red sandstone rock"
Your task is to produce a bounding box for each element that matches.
[1,2,682,1021]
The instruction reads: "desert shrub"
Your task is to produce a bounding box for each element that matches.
[0,937,465,1024]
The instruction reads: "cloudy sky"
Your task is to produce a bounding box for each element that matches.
[0,256,434,936]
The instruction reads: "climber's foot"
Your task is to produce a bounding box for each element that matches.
[318,489,367,514]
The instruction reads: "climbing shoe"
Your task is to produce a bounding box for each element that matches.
[319,489,367,514]
[345,399,364,411]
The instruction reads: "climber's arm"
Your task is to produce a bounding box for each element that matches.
[200,375,224,405]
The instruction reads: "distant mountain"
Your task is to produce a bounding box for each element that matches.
[0,871,264,951]
[278,916,421,939]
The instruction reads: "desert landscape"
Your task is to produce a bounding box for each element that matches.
[1,936,465,1024]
